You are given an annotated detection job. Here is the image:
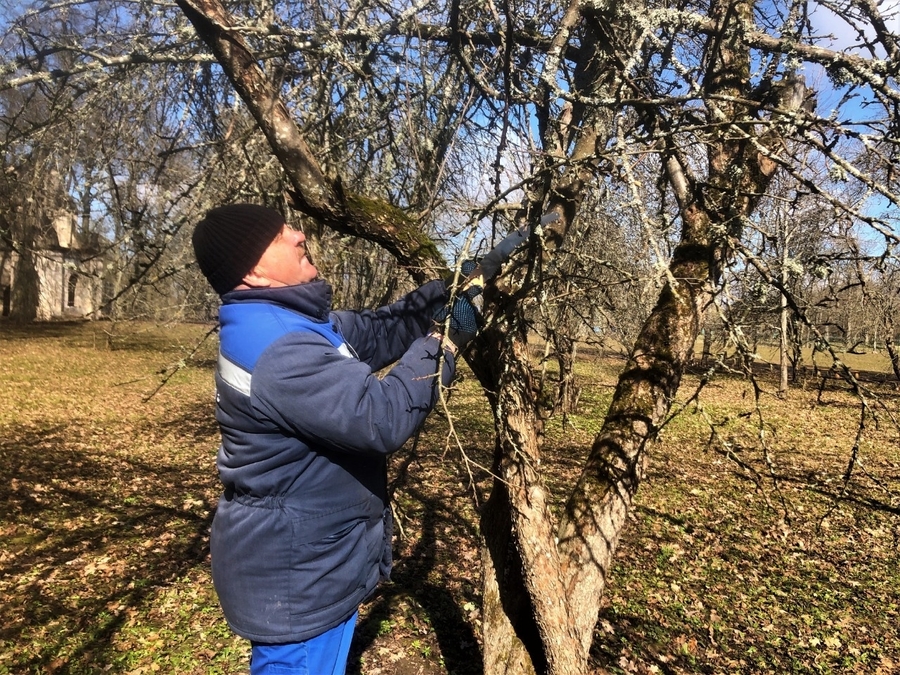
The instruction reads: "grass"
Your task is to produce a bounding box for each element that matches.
[1,320,898,674]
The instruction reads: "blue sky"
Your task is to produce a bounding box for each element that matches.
[810,0,899,56]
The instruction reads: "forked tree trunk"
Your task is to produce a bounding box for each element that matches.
[479,215,714,674]
[476,0,785,665]
[480,331,585,675]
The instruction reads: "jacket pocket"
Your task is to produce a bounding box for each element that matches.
[289,515,370,618]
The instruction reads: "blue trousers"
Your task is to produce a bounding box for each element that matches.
[250,612,358,675]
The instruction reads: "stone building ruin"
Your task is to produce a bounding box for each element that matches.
[0,207,107,320]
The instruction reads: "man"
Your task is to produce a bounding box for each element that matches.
[191,204,462,675]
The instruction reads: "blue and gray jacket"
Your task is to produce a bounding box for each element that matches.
[209,278,453,643]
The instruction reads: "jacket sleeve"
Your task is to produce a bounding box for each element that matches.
[333,279,449,371]
[250,329,455,455]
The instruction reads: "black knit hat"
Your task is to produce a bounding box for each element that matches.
[192,204,286,295]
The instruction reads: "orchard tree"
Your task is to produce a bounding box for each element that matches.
[166,1,899,673]
[865,259,900,381]
[729,168,844,391]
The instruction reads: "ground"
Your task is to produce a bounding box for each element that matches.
[0,321,898,674]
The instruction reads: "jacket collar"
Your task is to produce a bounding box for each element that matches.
[220,279,334,321]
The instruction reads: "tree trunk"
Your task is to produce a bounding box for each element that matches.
[882,312,900,383]
[780,288,790,394]
[558,214,713,653]
[554,335,580,419]
[700,326,713,367]
[477,0,782,667]
[886,339,900,384]
[9,245,39,323]
[481,482,543,675]
[788,316,804,383]
[779,225,790,393]
[480,329,588,675]
[479,217,715,674]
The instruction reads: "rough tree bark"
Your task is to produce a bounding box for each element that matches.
[473,3,622,668]
[9,243,39,322]
[7,189,41,322]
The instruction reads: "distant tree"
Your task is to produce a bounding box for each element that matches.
[535,180,663,418]
[866,261,900,382]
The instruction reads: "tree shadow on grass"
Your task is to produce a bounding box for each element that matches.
[588,471,900,674]
[0,403,220,674]
[590,608,698,675]
[347,446,483,675]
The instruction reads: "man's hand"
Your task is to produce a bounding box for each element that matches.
[436,212,558,352]
[445,259,481,297]
[434,287,479,351]
[446,293,479,350]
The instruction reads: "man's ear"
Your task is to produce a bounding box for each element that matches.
[240,266,273,288]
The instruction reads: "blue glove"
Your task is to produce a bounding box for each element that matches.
[445,259,482,297]
[436,262,481,350]
[446,295,479,349]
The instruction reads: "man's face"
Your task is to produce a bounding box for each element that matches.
[249,224,319,287]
